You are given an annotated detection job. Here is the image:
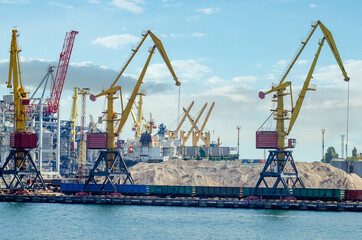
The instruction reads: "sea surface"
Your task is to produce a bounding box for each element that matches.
[0,202,361,240]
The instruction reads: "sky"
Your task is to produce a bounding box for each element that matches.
[1,0,362,162]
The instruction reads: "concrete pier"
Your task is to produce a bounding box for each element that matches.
[0,194,360,212]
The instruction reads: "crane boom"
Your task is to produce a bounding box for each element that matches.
[110,30,180,89]
[115,46,156,135]
[49,30,78,113]
[182,103,208,145]
[169,101,194,139]
[196,101,215,142]
[287,38,323,134]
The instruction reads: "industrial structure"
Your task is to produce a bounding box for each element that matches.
[83,30,180,192]
[0,30,45,190]
[254,21,349,197]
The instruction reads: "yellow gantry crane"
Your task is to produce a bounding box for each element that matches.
[0,29,45,190]
[257,20,349,152]
[84,30,180,191]
[254,20,349,197]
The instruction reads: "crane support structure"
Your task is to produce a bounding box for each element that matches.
[48,31,78,114]
[0,29,45,190]
[254,21,349,197]
[84,31,180,192]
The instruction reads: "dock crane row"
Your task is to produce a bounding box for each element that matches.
[254,20,349,197]
[0,30,45,190]
[83,30,180,192]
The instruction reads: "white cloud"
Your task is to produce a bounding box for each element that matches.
[0,0,28,4]
[206,76,224,85]
[166,32,206,39]
[297,59,308,65]
[196,8,220,15]
[277,59,288,66]
[309,3,318,8]
[91,34,139,49]
[232,76,257,83]
[145,59,211,83]
[266,73,276,80]
[170,33,186,39]
[192,32,206,37]
[110,0,144,14]
[49,2,74,10]
[186,15,201,22]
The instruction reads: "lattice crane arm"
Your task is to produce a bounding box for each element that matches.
[49,30,78,113]
[287,38,323,134]
[115,46,156,136]
[110,30,181,89]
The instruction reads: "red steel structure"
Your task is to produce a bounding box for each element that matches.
[47,30,78,113]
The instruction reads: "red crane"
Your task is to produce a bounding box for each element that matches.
[47,30,78,113]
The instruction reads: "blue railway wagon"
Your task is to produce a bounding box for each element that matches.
[148,185,194,197]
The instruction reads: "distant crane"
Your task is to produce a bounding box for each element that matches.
[46,31,78,114]
[69,87,78,175]
[254,20,349,197]
[77,88,90,182]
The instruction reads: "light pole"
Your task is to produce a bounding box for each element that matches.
[237,126,241,159]
[341,134,345,159]
[322,129,326,163]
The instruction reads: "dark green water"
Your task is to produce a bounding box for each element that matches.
[0,202,360,240]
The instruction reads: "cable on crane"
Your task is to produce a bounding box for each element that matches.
[346,81,350,158]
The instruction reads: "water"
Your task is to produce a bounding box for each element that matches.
[0,202,361,240]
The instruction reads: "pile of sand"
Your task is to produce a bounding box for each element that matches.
[129,159,362,190]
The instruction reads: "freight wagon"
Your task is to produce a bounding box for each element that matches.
[60,183,361,202]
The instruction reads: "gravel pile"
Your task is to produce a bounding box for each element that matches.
[129,159,362,189]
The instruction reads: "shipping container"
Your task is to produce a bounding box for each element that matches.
[256,131,278,149]
[86,133,107,149]
[10,132,37,149]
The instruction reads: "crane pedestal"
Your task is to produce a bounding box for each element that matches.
[253,150,304,197]
[0,149,46,190]
[83,150,134,192]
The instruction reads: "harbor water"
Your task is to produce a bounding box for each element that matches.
[0,202,361,240]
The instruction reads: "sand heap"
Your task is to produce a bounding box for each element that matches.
[129,159,362,190]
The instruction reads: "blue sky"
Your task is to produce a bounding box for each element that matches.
[1,0,362,161]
